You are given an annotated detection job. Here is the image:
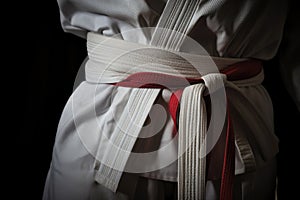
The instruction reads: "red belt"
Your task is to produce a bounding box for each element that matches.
[113,59,262,200]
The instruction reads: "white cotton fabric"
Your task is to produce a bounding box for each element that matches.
[57,0,288,59]
[42,0,292,199]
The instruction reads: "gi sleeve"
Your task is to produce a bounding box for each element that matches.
[278,0,300,111]
[56,0,159,39]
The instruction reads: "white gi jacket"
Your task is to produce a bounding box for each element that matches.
[43,0,299,199]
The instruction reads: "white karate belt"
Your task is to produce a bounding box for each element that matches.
[85,0,258,199]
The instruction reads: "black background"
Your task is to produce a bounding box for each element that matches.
[10,0,299,199]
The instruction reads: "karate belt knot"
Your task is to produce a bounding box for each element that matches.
[117,72,234,200]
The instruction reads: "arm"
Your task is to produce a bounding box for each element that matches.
[278,0,300,111]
